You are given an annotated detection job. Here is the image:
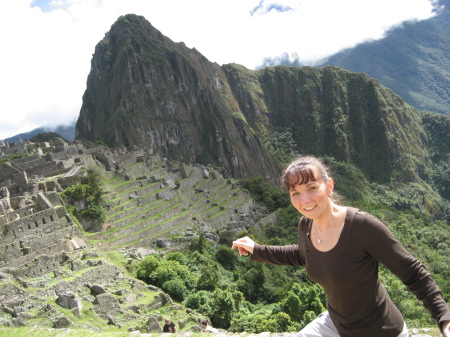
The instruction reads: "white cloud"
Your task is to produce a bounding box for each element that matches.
[0,0,437,139]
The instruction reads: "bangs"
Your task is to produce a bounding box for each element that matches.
[282,167,317,191]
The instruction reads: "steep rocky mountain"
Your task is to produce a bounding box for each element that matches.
[76,14,442,186]
[76,14,279,184]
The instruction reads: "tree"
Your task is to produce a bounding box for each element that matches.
[260,312,293,333]
[210,288,237,328]
[162,279,188,302]
[183,290,213,316]
[167,252,188,265]
[215,245,239,270]
[189,233,209,254]
[153,260,197,290]
[61,166,106,223]
[197,261,220,291]
[281,291,302,322]
[135,255,162,283]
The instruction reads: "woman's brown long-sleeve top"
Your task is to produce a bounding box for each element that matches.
[251,207,450,337]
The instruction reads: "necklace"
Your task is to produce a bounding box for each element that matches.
[315,227,324,244]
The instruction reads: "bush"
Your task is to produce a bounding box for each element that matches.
[210,288,237,328]
[260,312,293,333]
[135,255,162,283]
[240,177,290,213]
[183,290,213,316]
[215,246,239,270]
[61,166,105,223]
[197,261,220,291]
[189,233,210,254]
[162,279,188,302]
[167,252,188,265]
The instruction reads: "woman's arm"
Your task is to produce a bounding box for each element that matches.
[361,213,450,332]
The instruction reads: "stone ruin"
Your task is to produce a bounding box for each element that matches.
[0,138,177,330]
[0,137,256,333]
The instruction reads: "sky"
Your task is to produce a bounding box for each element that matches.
[0,0,440,140]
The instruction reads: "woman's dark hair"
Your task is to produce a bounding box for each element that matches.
[280,156,331,191]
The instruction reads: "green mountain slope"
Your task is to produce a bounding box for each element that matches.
[316,0,450,116]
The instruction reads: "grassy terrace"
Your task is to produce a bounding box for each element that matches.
[115,208,194,247]
[107,183,168,210]
[109,198,166,224]
[103,181,205,236]
[103,200,183,245]
[96,160,252,248]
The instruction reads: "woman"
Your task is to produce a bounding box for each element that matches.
[232,156,450,337]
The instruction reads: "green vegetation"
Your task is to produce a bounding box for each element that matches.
[131,155,450,332]
[0,327,127,337]
[0,153,24,163]
[61,166,106,223]
[272,7,450,117]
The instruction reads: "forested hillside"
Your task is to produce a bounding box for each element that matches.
[267,0,449,117]
[132,164,450,332]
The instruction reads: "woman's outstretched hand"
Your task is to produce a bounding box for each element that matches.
[231,236,255,256]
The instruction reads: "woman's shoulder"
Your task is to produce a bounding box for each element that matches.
[346,207,389,232]
[346,206,376,221]
[299,215,312,230]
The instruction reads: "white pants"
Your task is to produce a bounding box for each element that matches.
[295,312,409,337]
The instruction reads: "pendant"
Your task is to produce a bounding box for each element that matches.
[318,238,322,244]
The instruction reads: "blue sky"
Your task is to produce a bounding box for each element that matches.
[31,0,56,12]
[0,0,439,140]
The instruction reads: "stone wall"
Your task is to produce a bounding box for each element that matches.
[45,145,79,161]
[0,163,21,184]
[12,155,46,170]
[5,251,70,279]
[0,187,80,268]
[0,239,74,270]
[26,161,66,178]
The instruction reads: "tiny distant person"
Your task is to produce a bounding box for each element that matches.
[201,319,217,333]
[162,318,177,333]
[232,156,450,337]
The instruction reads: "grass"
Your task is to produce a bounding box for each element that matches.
[104,201,183,245]
[0,327,441,337]
[0,327,129,337]
[104,250,132,274]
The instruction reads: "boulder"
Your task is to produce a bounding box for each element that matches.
[145,315,163,333]
[93,293,121,320]
[53,316,72,328]
[56,291,82,311]
[91,284,107,295]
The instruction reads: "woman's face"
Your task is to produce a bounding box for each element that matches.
[289,171,333,219]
